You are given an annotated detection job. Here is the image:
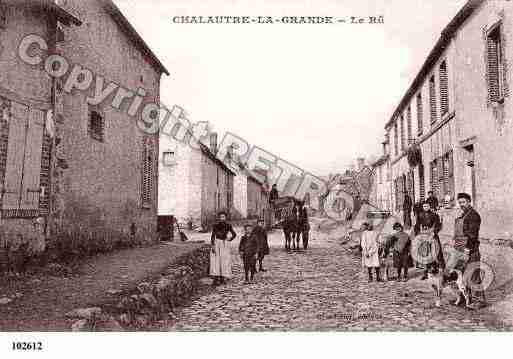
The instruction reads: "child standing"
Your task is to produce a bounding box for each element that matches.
[239,225,258,284]
[390,222,412,281]
[361,222,381,282]
[253,219,269,272]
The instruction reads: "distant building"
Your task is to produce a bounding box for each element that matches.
[232,163,269,220]
[369,136,392,212]
[159,131,235,230]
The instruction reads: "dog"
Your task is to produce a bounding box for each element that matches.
[428,246,471,308]
[380,252,395,281]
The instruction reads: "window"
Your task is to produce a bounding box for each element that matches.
[406,106,412,145]
[430,160,438,199]
[416,92,423,135]
[439,61,449,115]
[88,110,104,142]
[162,151,176,166]
[1,100,45,215]
[400,115,405,151]
[394,122,399,156]
[141,136,155,208]
[443,151,455,203]
[419,163,425,201]
[429,75,437,124]
[487,24,506,103]
[0,2,6,29]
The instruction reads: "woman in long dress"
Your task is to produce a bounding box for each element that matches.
[210,212,237,285]
[361,223,381,282]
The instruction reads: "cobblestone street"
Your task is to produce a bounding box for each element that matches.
[168,230,508,331]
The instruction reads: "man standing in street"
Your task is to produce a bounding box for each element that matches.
[453,192,483,308]
[414,201,444,280]
[426,191,439,211]
[210,211,237,286]
[269,184,279,226]
[403,193,413,229]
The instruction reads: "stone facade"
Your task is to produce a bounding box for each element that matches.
[232,165,269,220]
[382,0,513,239]
[0,1,167,257]
[158,135,235,229]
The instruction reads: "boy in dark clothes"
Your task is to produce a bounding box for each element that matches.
[239,225,258,284]
[253,219,270,272]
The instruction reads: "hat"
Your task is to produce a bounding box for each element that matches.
[457,192,472,201]
[392,222,403,230]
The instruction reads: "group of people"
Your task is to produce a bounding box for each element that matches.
[360,191,484,308]
[210,212,270,285]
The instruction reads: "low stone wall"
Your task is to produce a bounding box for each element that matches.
[67,244,211,331]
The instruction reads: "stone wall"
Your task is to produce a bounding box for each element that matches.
[54,0,161,235]
[67,244,210,331]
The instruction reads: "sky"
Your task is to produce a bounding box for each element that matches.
[114,0,466,177]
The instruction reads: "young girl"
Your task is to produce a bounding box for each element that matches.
[361,222,381,282]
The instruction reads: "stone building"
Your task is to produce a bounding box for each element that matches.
[384,0,512,239]
[159,131,235,230]
[232,163,269,220]
[0,0,168,254]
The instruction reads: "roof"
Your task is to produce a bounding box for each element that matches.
[371,154,389,168]
[198,143,236,176]
[19,0,82,26]
[103,0,170,75]
[385,0,484,129]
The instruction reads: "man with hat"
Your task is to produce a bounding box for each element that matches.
[452,192,483,307]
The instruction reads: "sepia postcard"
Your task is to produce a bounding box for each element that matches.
[1,0,513,357]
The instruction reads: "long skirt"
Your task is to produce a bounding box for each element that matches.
[210,239,232,278]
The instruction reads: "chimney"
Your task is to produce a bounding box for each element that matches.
[209,132,218,154]
[357,157,365,171]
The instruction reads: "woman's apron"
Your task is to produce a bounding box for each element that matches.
[210,239,233,278]
[445,212,470,273]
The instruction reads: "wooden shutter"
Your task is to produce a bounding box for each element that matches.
[447,151,455,200]
[400,115,405,150]
[141,136,154,207]
[429,76,437,124]
[20,109,45,210]
[430,161,437,199]
[39,130,52,215]
[419,164,425,201]
[407,106,412,145]
[3,102,28,210]
[487,27,501,102]
[417,93,423,135]
[437,157,444,201]
[394,122,398,155]
[439,61,449,115]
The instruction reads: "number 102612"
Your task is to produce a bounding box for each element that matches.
[12,342,43,351]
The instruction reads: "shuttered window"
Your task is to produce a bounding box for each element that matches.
[394,121,398,156]
[141,136,155,208]
[487,25,504,103]
[2,100,45,215]
[88,110,104,142]
[443,151,455,203]
[419,164,425,201]
[400,115,405,151]
[429,76,437,124]
[430,160,438,199]
[437,158,444,202]
[439,61,449,115]
[416,93,423,135]
[406,106,412,145]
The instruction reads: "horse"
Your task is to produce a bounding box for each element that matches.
[282,207,299,251]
